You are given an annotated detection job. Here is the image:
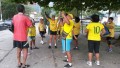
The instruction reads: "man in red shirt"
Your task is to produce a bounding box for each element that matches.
[12,4,32,68]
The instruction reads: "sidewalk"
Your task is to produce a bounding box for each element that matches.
[0,25,120,68]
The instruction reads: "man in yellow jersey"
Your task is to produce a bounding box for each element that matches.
[28,21,39,50]
[85,14,105,66]
[105,17,115,52]
[61,12,74,67]
[45,12,60,49]
[73,17,81,50]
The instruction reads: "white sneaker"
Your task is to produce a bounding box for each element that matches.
[41,41,44,44]
[87,61,92,66]
[40,40,42,43]
[64,55,67,58]
[95,61,100,65]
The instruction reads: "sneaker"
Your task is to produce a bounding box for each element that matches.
[95,61,100,66]
[33,47,39,49]
[55,46,57,48]
[73,47,79,50]
[64,64,72,67]
[63,60,68,62]
[87,61,92,66]
[48,46,51,49]
[64,55,67,58]
[108,48,112,52]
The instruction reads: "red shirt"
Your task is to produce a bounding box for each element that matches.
[12,13,32,41]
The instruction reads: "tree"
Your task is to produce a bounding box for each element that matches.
[1,2,17,20]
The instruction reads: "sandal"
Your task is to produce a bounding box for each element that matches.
[22,64,30,68]
[17,63,22,68]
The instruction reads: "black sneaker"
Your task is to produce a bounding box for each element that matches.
[48,46,51,49]
[55,46,57,48]
[63,60,68,62]
[33,47,39,49]
[73,47,79,50]
[64,64,72,67]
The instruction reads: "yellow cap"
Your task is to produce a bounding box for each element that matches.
[68,14,73,19]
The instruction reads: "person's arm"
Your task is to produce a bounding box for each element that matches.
[101,28,106,36]
[26,17,32,27]
[45,12,51,21]
[61,11,70,25]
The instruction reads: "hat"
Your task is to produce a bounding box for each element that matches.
[68,14,73,19]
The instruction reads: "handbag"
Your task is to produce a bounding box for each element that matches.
[61,30,71,39]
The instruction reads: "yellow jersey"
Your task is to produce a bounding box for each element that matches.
[73,22,81,35]
[63,20,74,39]
[86,22,104,41]
[28,26,36,36]
[38,23,45,31]
[48,19,58,31]
[106,22,115,37]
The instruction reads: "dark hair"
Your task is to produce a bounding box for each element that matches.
[17,4,25,12]
[91,14,100,22]
[109,17,114,20]
[75,17,80,23]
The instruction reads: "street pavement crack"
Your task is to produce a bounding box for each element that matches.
[0,48,14,63]
[51,48,57,68]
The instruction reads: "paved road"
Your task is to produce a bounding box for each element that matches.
[0,24,120,68]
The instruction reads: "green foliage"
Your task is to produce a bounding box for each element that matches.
[1,2,17,20]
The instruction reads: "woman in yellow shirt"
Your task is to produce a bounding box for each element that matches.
[73,17,81,50]
[61,12,74,67]
[38,18,46,44]
[85,14,105,66]
[45,12,60,49]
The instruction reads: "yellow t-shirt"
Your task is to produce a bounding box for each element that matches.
[106,22,115,37]
[58,23,63,31]
[48,19,58,31]
[86,22,104,41]
[63,20,74,39]
[28,26,36,36]
[38,23,45,31]
[73,22,81,35]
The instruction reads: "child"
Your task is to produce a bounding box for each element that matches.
[105,17,115,52]
[28,21,39,50]
[38,18,46,44]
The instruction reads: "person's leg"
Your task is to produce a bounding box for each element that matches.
[22,48,28,65]
[107,37,112,52]
[94,41,100,65]
[87,40,94,66]
[29,40,32,50]
[54,35,57,48]
[17,48,22,65]
[48,35,53,48]
[64,39,72,67]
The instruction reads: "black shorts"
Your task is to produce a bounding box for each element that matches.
[73,35,79,40]
[50,30,57,35]
[40,31,45,37]
[13,40,29,49]
[106,37,113,45]
[88,40,100,53]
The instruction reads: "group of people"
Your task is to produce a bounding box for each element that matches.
[12,4,115,68]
